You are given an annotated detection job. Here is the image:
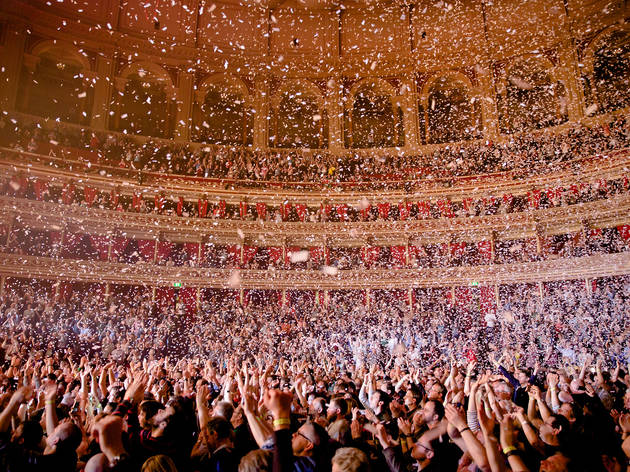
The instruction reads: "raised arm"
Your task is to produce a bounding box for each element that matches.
[0,386,33,433]
[44,382,59,438]
[445,403,490,472]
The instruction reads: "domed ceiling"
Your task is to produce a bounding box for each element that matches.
[1,0,623,75]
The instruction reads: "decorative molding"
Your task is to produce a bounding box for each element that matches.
[1,251,629,289]
[1,146,628,205]
[1,192,629,246]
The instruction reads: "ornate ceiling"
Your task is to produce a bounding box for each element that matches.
[1,0,625,74]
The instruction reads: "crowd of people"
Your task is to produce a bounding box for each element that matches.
[2,85,630,472]
[2,164,629,224]
[0,276,628,471]
[1,111,629,188]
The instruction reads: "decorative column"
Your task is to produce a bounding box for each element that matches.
[17,53,40,112]
[535,226,543,256]
[174,71,194,141]
[0,276,5,297]
[326,75,344,151]
[0,24,27,111]
[557,39,585,122]
[4,214,15,248]
[252,76,269,148]
[400,77,419,149]
[90,54,115,129]
[476,61,499,139]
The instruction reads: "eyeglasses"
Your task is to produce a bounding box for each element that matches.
[295,431,313,444]
[415,443,432,454]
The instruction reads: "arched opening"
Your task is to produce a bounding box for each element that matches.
[273,93,322,148]
[192,86,251,145]
[20,45,91,124]
[110,65,174,138]
[499,57,567,133]
[592,30,630,113]
[427,77,481,144]
[348,82,403,148]
[269,82,327,149]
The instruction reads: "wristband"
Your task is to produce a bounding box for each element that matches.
[45,400,54,405]
[458,427,471,434]
[273,418,291,426]
[506,450,521,458]
[502,446,517,454]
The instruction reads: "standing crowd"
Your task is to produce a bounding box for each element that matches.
[0,276,628,471]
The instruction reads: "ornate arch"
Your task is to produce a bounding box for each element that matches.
[422,72,481,144]
[269,79,327,149]
[581,23,630,76]
[192,73,252,145]
[501,55,559,95]
[117,61,175,99]
[420,71,475,109]
[271,79,325,111]
[498,54,566,133]
[196,73,251,107]
[30,40,91,71]
[347,78,399,112]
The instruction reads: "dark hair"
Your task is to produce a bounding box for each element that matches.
[310,422,331,467]
[549,414,572,449]
[407,385,423,402]
[19,419,44,449]
[374,390,391,409]
[57,422,82,452]
[206,416,233,440]
[331,397,348,416]
[140,400,164,421]
[428,400,445,421]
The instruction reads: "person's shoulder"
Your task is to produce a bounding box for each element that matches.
[293,456,317,472]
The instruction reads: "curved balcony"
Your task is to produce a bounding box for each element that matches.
[2,192,630,247]
[1,251,629,289]
[1,146,629,207]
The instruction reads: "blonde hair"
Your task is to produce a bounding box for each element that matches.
[141,455,178,472]
[238,449,271,472]
[331,447,370,472]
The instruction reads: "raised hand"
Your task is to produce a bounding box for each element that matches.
[11,385,34,405]
[263,389,292,420]
[374,423,396,449]
[397,417,412,436]
[476,396,495,434]
[123,373,148,405]
[43,382,57,402]
[92,415,127,461]
[444,404,467,431]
